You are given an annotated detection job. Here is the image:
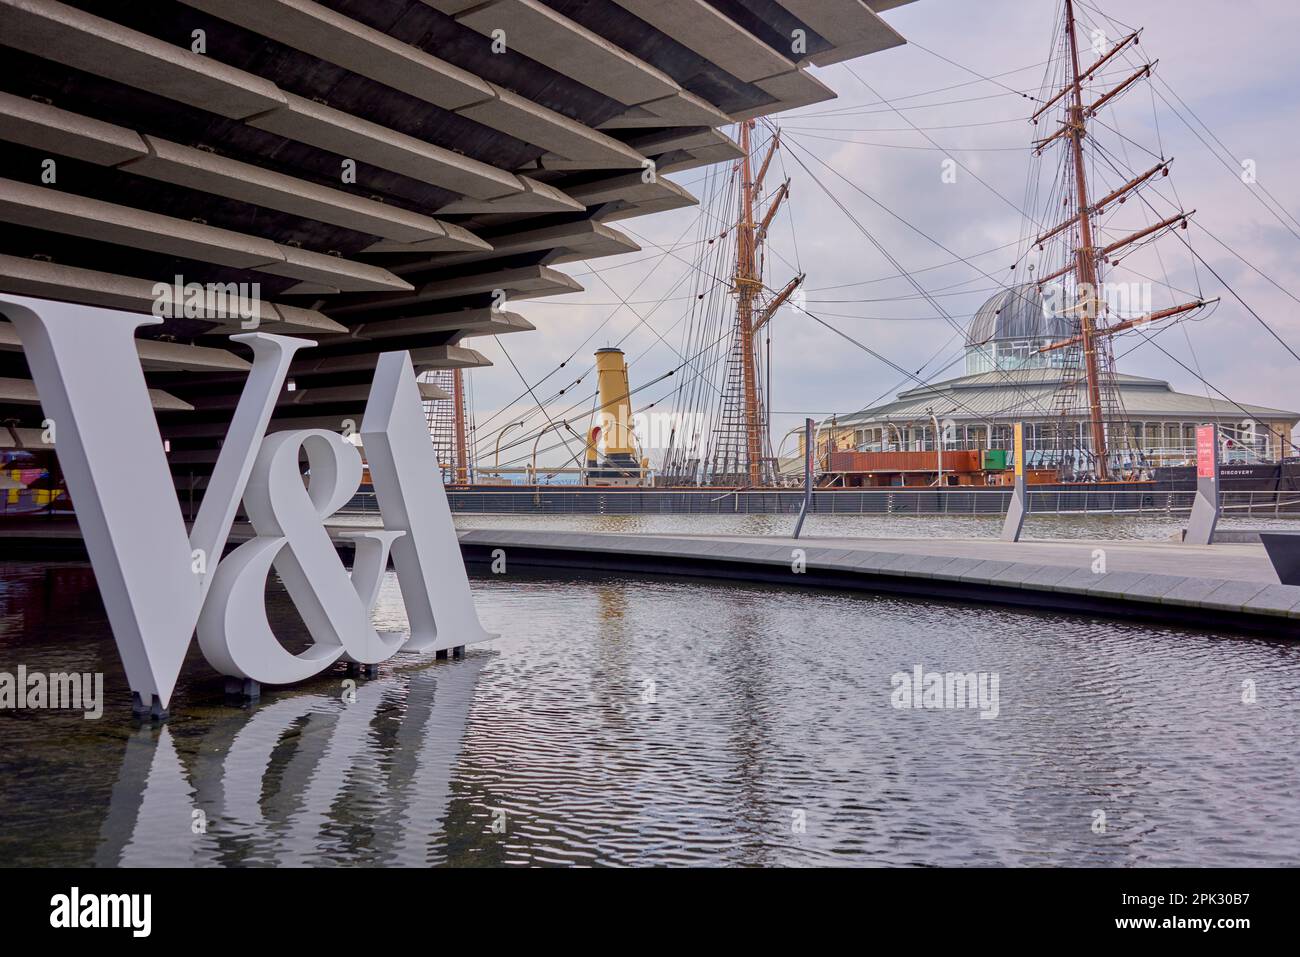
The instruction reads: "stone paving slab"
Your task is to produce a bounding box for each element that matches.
[1199,579,1270,613]
[1244,584,1300,617]
[1083,571,1157,601]
[1118,573,1189,603]
[956,560,1016,584]
[1018,564,1078,591]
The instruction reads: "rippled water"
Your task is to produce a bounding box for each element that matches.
[1,559,1298,867]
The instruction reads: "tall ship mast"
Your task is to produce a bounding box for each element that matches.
[1029,0,1211,481]
[421,368,474,485]
[662,120,803,487]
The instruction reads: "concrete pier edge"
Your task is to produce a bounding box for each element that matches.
[456,529,1300,638]
[3,519,1298,637]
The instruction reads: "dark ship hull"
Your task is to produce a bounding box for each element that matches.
[1153,459,1300,493]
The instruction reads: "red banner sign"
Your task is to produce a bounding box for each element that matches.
[1196,425,1216,479]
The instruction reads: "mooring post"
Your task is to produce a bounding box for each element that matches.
[1000,422,1027,542]
[793,417,814,539]
[1185,422,1220,545]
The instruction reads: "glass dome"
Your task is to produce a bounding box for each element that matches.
[964,283,1075,374]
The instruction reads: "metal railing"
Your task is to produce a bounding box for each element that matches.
[337,486,1300,517]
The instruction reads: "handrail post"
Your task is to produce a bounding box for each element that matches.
[793,417,814,539]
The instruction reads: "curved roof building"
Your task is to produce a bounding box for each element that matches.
[829,284,1298,468]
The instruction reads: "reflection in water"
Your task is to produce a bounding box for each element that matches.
[94,658,486,867]
[2,559,1299,866]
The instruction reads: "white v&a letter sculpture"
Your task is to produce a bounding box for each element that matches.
[1,295,492,714]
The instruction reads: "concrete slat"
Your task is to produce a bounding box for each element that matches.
[608,0,796,83]
[454,0,679,107]
[0,179,411,293]
[0,0,287,119]
[249,93,521,202]
[0,90,148,165]
[322,309,533,343]
[775,0,907,67]
[0,375,191,411]
[0,320,246,373]
[0,254,344,334]
[291,345,490,376]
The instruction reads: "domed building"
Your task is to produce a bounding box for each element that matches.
[962,283,1073,375]
[818,285,1297,482]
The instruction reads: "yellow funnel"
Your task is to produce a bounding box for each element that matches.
[594,348,634,455]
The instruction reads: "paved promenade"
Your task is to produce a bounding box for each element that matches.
[4,517,1297,634]
[455,528,1300,635]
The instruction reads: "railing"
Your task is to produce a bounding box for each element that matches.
[337,486,1300,517]
[843,444,1274,468]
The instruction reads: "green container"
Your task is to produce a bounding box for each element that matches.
[983,449,1008,471]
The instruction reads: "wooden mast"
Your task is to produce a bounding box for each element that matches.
[720,121,802,487]
[451,368,469,484]
[1064,0,1111,479]
[1034,4,1202,479]
[734,119,764,486]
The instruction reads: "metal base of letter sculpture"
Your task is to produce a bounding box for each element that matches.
[2,294,495,716]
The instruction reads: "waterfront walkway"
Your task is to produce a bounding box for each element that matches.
[455,528,1300,636]
[3,517,1297,635]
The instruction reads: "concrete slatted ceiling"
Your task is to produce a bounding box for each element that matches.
[0,0,915,473]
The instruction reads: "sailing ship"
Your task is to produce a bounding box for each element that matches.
[817,0,1299,495]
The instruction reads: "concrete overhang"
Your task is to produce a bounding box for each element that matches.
[290,345,491,375]
[0,0,915,482]
[609,0,797,85]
